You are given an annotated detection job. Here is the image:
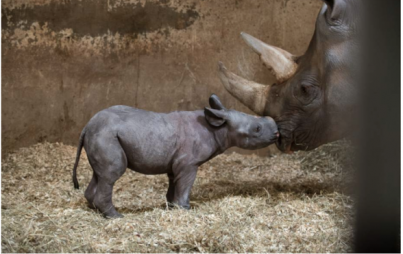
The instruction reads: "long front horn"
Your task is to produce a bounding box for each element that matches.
[218,62,269,115]
[241,32,298,83]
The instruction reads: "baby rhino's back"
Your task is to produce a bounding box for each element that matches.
[86,105,181,174]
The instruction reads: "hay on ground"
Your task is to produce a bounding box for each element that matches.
[2,141,354,252]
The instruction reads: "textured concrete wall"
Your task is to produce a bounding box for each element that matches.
[2,0,322,155]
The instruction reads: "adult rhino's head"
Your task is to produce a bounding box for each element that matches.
[219,0,360,153]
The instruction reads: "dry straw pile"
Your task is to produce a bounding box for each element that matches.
[2,141,354,252]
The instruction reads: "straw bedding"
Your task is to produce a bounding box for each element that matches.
[2,141,354,252]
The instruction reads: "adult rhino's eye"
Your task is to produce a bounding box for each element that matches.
[293,83,319,105]
[255,125,261,133]
[323,0,344,27]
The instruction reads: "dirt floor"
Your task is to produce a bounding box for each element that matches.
[2,141,354,252]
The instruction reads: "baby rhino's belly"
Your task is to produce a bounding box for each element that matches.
[127,148,175,175]
[118,127,178,175]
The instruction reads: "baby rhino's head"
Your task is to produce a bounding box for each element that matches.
[204,94,278,150]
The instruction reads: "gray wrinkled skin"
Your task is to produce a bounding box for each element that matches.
[72,94,278,218]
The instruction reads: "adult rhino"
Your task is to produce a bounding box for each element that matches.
[219,0,359,152]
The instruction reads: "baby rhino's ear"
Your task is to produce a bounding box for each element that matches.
[209,94,227,110]
[204,107,227,127]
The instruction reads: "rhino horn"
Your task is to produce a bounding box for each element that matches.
[241,32,298,83]
[218,62,269,115]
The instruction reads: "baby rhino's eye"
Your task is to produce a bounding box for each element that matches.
[255,125,261,133]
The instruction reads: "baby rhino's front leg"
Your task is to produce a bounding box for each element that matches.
[167,165,198,209]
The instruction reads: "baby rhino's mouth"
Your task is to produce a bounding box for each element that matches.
[270,131,280,143]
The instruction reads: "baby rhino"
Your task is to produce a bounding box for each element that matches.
[72,94,278,218]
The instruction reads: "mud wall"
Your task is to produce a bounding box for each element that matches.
[2,0,322,155]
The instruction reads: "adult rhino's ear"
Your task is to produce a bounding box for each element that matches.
[323,0,347,25]
[209,94,227,110]
[204,107,227,127]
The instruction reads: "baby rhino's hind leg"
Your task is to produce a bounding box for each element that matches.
[84,174,98,209]
[166,173,175,207]
[86,137,127,218]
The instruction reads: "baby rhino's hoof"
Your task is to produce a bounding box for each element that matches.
[103,210,124,219]
[167,202,190,210]
[105,213,124,219]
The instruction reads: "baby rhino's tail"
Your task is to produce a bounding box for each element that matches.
[72,128,85,189]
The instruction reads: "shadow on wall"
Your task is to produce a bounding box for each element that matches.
[2,0,199,37]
